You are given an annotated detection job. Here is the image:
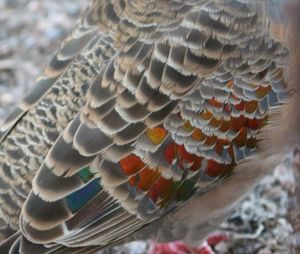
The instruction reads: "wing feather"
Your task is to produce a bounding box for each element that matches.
[0,1,292,253]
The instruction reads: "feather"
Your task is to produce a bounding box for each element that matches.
[1,1,299,253]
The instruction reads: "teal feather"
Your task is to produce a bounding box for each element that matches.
[66,179,102,213]
[77,167,94,182]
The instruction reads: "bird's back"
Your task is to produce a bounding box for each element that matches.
[0,1,299,253]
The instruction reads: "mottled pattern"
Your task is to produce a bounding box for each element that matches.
[0,6,106,233]
[0,0,293,253]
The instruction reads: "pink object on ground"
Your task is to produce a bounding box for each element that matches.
[148,232,228,254]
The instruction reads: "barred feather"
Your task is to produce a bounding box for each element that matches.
[0,0,299,253]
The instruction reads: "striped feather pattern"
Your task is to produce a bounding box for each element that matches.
[0,0,297,253]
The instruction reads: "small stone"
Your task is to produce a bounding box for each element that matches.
[214,242,228,253]
[257,248,272,254]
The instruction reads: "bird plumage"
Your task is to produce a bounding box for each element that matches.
[0,0,299,253]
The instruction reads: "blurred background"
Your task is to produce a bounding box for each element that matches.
[0,1,296,253]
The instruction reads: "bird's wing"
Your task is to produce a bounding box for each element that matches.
[0,0,291,253]
[0,2,111,238]
[0,6,99,143]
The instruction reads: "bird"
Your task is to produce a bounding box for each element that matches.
[0,0,299,253]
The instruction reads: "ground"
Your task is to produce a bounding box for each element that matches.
[0,1,294,253]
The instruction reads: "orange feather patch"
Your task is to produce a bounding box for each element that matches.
[146,127,168,144]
